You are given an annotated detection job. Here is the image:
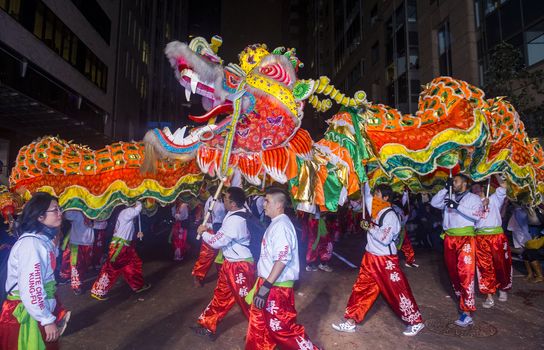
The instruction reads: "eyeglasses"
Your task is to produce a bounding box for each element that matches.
[45,207,63,214]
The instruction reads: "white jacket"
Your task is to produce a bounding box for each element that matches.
[113,202,142,241]
[476,187,507,229]
[431,189,482,230]
[5,233,58,326]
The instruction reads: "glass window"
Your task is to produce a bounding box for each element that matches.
[398,73,408,104]
[395,3,405,29]
[396,54,406,76]
[409,31,418,46]
[522,0,544,26]
[44,10,54,46]
[500,0,522,39]
[526,21,544,66]
[8,0,20,19]
[386,82,395,105]
[409,47,419,69]
[437,20,453,75]
[396,29,406,56]
[33,3,44,39]
[54,19,63,54]
[62,31,71,61]
[407,0,417,23]
[484,0,497,15]
[370,4,378,26]
[485,11,501,49]
[371,41,380,65]
[70,37,78,65]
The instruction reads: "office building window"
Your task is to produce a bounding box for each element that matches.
[11,1,110,91]
[407,0,417,23]
[526,20,544,66]
[371,41,379,65]
[370,4,378,26]
[437,20,452,75]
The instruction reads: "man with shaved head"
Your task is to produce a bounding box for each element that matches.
[245,187,319,350]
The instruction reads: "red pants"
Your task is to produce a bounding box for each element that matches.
[171,222,189,261]
[59,244,93,290]
[476,233,512,294]
[345,252,423,325]
[92,229,108,267]
[91,243,145,297]
[400,230,416,264]
[192,242,218,281]
[327,219,341,242]
[198,260,255,333]
[443,235,476,312]
[245,278,319,350]
[306,219,332,264]
[0,297,66,350]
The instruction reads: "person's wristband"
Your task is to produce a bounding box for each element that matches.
[263,280,273,289]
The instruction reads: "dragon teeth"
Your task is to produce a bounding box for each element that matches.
[185,88,191,101]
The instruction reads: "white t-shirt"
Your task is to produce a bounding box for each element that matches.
[113,202,142,241]
[257,214,299,282]
[430,189,482,230]
[476,187,507,229]
[64,210,94,246]
[202,208,252,261]
[204,196,226,225]
[6,233,58,326]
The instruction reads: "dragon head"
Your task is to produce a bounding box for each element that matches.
[142,36,366,183]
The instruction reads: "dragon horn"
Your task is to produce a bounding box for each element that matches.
[293,77,368,110]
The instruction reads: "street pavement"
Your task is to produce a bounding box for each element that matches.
[58,234,544,350]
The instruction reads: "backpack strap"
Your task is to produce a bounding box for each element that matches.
[378,208,396,227]
[376,208,398,255]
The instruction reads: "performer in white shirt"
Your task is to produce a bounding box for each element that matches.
[332,183,424,336]
[431,174,482,327]
[170,200,190,261]
[90,202,150,300]
[91,220,108,270]
[59,210,95,295]
[192,187,226,287]
[245,187,319,350]
[475,175,512,308]
[191,187,256,339]
[0,192,70,349]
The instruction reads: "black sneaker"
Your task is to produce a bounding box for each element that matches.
[190,325,216,341]
[73,288,83,296]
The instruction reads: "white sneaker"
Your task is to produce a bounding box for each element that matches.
[482,297,495,309]
[318,263,333,272]
[305,265,318,272]
[403,323,425,336]
[404,262,420,268]
[498,291,508,302]
[454,313,474,327]
[331,320,357,333]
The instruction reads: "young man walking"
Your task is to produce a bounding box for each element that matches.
[245,187,319,350]
[332,183,424,336]
[191,187,256,339]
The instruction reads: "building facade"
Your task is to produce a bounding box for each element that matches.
[302,0,543,137]
[0,0,118,184]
